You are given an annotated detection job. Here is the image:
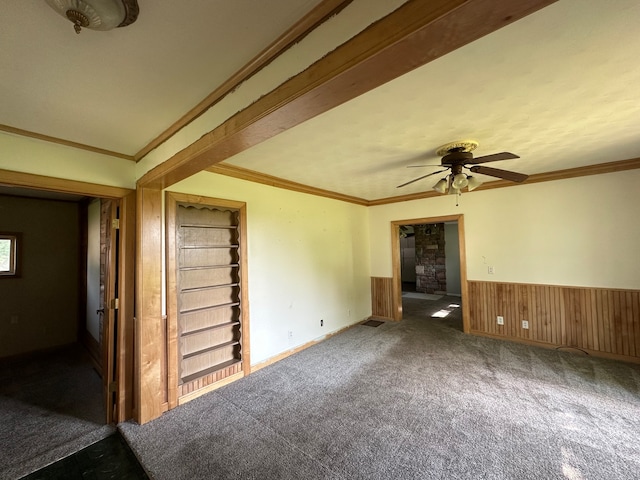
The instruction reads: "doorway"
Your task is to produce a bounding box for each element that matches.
[0,171,134,422]
[391,214,469,332]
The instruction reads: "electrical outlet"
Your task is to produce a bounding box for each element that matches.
[488,266,495,274]
[10,315,19,325]
[320,319,324,327]
[287,330,293,339]
[522,320,529,329]
[496,316,504,325]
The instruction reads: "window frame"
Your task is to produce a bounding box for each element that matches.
[0,232,21,278]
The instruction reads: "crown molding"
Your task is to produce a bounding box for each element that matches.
[206,164,369,205]
[367,157,640,206]
[207,157,640,207]
[0,124,135,161]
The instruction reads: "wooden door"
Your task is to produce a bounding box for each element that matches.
[101,199,119,424]
[166,193,249,407]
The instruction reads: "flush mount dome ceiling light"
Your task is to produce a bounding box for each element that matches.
[46,0,139,34]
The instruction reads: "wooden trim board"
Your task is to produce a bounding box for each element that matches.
[0,124,134,161]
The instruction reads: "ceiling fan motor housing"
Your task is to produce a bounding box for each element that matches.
[442,151,473,166]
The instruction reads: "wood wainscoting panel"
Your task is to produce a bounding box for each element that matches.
[468,281,640,362]
[371,277,394,320]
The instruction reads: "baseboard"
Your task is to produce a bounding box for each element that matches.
[80,330,102,376]
[177,371,245,406]
[0,342,77,363]
[251,319,365,373]
[470,330,640,365]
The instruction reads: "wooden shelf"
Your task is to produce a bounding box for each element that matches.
[180,301,240,315]
[182,340,240,360]
[181,359,241,384]
[181,244,239,249]
[180,224,238,229]
[181,282,239,294]
[181,321,240,337]
[179,264,239,271]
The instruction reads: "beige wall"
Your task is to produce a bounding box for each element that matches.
[0,195,80,357]
[369,169,640,290]
[169,171,372,364]
[0,132,136,189]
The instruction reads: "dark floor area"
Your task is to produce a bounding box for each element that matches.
[20,433,148,480]
[0,344,113,479]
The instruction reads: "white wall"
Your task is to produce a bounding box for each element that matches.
[370,170,640,290]
[0,132,136,189]
[86,199,101,342]
[169,172,372,364]
[444,222,461,295]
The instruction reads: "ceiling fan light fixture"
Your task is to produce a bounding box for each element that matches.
[452,173,469,189]
[45,0,139,34]
[467,176,483,191]
[433,178,448,194]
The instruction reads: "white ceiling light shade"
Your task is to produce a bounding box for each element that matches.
[451,173,469,189]
[433,178,448,194]
[45,0,139,34]
[467,176,483,191]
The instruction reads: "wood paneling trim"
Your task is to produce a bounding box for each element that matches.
[371,277,394,320]
[165,192,179,409]
[368,157,640,206]
[468,281,640,362]
[138,0,556,189]
[207,164,368,205]
[238,202,251,375]
[0,168,133,199]
[135,0,354,161]
[0,125,134,161]
[177,370,245,406]
[115,191,136,422]
[135,187,164,424]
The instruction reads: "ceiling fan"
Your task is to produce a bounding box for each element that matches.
[397,140,529,194]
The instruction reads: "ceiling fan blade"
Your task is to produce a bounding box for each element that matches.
[469,165,528,182]
[397,169,448,188]
[468,152,519,164]
[406,164,444,168]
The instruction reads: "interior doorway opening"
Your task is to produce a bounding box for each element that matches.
[0,171,135,477]
[399,221,463,330]
[391,214,469,332]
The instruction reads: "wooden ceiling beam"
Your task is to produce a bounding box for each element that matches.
[138,0,557,190]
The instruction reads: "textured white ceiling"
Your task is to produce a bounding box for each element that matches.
[3,0,640,202]
[1,0,324,154]
[225,0,640,200]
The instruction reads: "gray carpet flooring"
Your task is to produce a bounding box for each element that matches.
[0,344,113,480]
[120,297,640,479]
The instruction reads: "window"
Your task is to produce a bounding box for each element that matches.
[0,233,20,277]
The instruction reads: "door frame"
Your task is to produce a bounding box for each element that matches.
[0,168,136,422]
[390,214,470,332]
